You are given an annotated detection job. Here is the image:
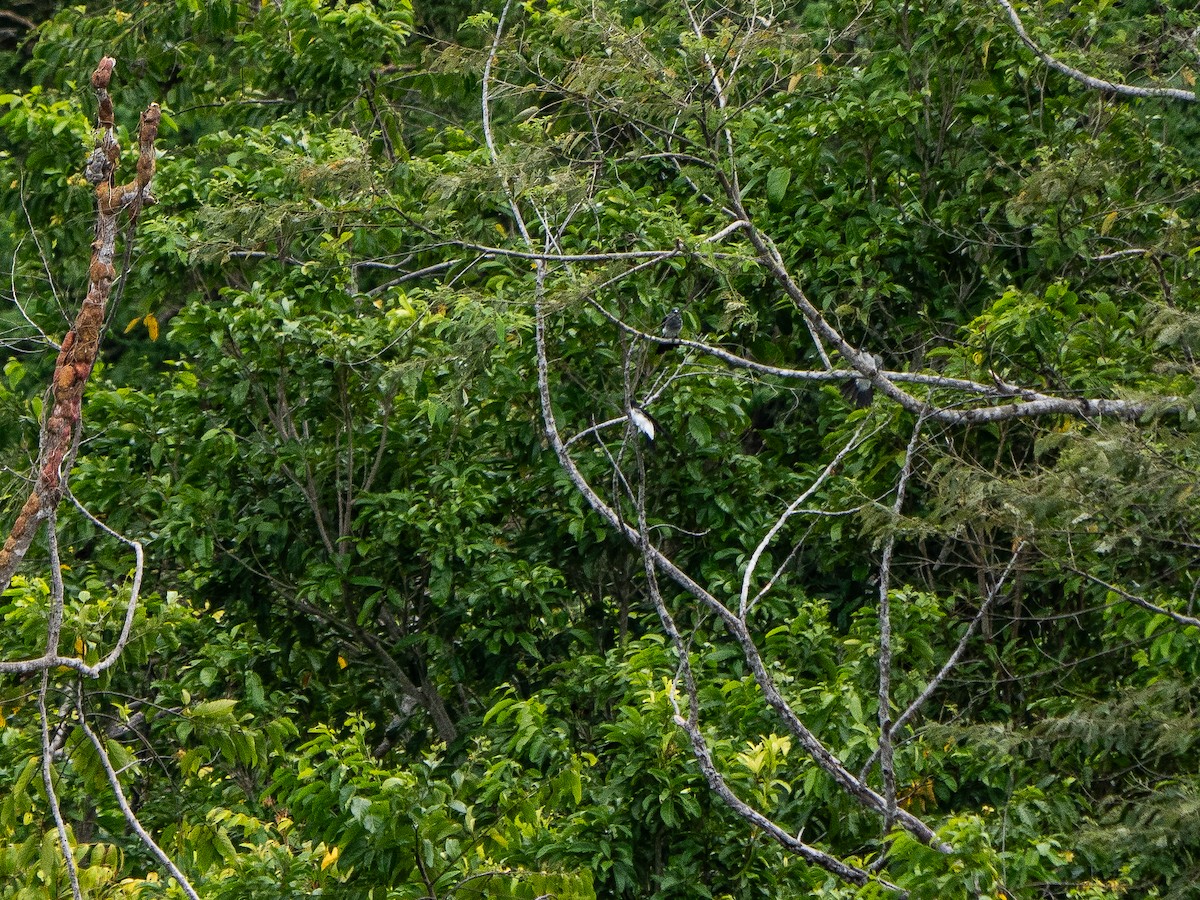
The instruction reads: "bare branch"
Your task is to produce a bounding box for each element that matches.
[39,523,83,900]
[632,432,903,893]
[860,544,1026,780]
[1073,568,1200,629]
[0,10,35,29]
[76,689,202,900]
[596,323,906,888]
[8,227,62,348]
[739,421,872,617]
[64,490,145,672]
[1093,248,1155,262]
[534,290,948,850]
[0,492,144,677]
[994,0,1196,102]
[585,263,1165,423]
[875,415,926,831]
[39,678,83,900]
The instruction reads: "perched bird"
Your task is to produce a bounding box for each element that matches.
[840,353,883,408]
[628,405,658,441]
[657,307,683,353]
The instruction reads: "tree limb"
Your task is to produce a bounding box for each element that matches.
[0,57,160,594]
[994,0,1196,102]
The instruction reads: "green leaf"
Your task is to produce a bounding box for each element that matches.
[765,167,792,206]
[189,699,238,719]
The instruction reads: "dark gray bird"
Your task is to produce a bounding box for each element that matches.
[840,353,883,408]
[657,307,683,353]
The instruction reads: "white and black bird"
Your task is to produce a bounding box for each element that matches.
[840,353,883,408]
[656,307,683,353]
[628,405,659,441]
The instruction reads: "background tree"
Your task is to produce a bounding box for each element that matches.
[2,0,1199,897]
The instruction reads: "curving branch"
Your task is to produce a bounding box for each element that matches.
[738,422,873,618]
[532,267,949,842]
[0,485,146,680]
[1072,568,1200,629]
[994,0,1196,102]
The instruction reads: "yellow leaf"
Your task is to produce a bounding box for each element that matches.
[321,846,340,870]
[1100,210,1118,236]
[1184,68,1195,87]
[787,71,803,93]
[75,636,85,655]
[144,313,159,341]
[972,351,984,366]
[124,317,141,334]
[337,655,348,670]
[494,222,507,238]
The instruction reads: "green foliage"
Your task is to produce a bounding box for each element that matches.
[3,0,1200,897]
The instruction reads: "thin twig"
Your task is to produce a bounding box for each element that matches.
[40,675,83,900]
[7,236,61,348]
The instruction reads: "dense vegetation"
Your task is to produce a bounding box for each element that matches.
[2,0,1200,897]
